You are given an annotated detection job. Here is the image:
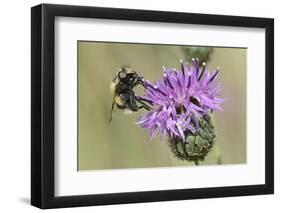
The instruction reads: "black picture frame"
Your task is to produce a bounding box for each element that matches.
[31,3,274,209]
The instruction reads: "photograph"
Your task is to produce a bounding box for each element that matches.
[30,3,274,209]
[77,41,247,170]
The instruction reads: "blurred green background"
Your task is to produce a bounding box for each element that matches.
[78,41,246,170]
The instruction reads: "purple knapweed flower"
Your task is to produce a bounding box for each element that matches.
[137,58,224,141]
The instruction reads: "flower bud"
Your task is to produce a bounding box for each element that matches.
[168,114,215,165]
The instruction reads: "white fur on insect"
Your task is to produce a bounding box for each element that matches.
[114,95,123,106]
[123,109,134,114]
[110,79,118,94]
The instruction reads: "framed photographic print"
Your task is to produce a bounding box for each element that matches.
[31,3,274,209]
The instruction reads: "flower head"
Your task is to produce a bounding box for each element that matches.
[137,59,224,141]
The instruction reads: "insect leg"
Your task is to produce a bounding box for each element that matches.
[132,77,142,88]
[109,93,116,124]
[128,92,139,111]
[135,96,153,111]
